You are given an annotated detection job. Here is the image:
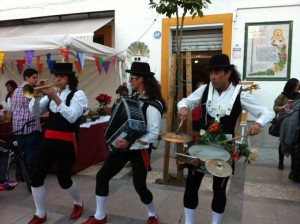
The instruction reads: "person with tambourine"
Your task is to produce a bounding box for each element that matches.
[177,54,274,224]
[82,62,166,224]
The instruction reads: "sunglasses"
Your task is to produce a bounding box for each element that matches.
[129,76,138,81]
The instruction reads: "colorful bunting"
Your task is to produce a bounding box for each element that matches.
[76,52,85,70]
[38,63,43,75]
[60,48,69,62]
[47,60,56,73]
[111,58,116,71]
[0,52,4,67]
[94,56,101,75]
[46,53,51,62]
[16,59,26,74]
[74,60,82,75]
[36,56,40,68]
[103,61,110,74]
[25,50,34,67]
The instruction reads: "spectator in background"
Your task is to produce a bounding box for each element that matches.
[273,78,300,170]
[111,84,129,112]
[192,81,205,142]
[0,80,18,112]
[11,69,42,181]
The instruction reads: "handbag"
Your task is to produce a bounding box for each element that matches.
[269,117,280,137]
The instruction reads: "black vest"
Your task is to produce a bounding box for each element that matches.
[199,84,242,136]
[46,90,81,134]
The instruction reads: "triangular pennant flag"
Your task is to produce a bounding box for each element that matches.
[36,56,40,67]
[102,61,110,74]
[47,60,56,73]
[99,56,103,69]
[25,50,34,67]
[60,48,69,62]
[94,56,101,74]
[38,63,43,75]
[111,58,117,71]
[76,52,85,69]
[0,52,4,67]
[46,53,51,62]
[16,59,26,74]
[74,60,82,75]
[1,64,4,74]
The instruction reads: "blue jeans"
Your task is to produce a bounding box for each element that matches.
[15,131,42,180]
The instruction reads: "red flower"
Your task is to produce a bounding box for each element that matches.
[96,93,112,107]
[231,152,239,161]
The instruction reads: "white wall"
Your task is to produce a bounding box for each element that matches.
[1,0,300,111]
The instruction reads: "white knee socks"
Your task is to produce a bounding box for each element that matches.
[94,195,107,220]
[184,207,195,224]
[212,211,223,224]
[31,185,46,218]
[65,182,82,205]
[146,201,157,218]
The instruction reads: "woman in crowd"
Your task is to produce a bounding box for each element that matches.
[273,78,300,170]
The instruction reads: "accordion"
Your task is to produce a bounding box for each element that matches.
[105,98,147,152]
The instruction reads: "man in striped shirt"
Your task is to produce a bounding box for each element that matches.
[11,68,42,181]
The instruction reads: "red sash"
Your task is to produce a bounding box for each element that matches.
[44,130,77,158]
[140,149,149,170]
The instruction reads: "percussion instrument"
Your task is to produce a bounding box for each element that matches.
[176,143,231,174]
[105,98,147,152]
[205,159,232,177]
[188,144,231,162]
[160,132,192,143]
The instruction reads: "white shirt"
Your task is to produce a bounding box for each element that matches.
[177,83,274,127]
[29,85,88,123]
[130,99,162,150]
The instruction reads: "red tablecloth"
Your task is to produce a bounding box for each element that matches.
[73,122,109,174]
[0,121,109,174]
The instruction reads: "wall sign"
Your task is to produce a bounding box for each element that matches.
[243,21,293,81]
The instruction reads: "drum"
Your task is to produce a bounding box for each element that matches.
[187,144,231,174]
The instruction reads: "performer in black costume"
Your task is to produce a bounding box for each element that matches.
[177,54,274,224]
[82,62,166,224]
[28,63,88,224]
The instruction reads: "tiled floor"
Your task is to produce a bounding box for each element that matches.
[0,146,299,224]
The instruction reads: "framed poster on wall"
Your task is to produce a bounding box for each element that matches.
[243,21,293,81]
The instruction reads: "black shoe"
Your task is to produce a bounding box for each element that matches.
[289,172,300,183]
[278,163,284,170]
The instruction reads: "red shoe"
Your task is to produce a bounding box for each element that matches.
[70,203,83,219]
[147,216,158,224]
[81,216,107,224]
[28,214,47,224]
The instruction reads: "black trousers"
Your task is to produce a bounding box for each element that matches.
[31,139,76,189]
[96,150,153,205]
[184,167,229,213]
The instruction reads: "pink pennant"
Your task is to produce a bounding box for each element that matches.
[111,58,116,71]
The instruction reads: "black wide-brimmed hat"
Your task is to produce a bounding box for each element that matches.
[207,54,234,69]
[51,63,76,75]
[125,62,154,77]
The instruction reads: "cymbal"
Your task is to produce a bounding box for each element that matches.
[205,159,232,178]
[160,132,192,143]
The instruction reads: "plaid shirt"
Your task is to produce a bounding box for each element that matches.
[11,81,41,135]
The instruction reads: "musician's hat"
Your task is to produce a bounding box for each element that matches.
[125,62,154,76]
[206,54,234,69]
[51,63,76,75]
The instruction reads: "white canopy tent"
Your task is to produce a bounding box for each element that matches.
[0,34,126,109]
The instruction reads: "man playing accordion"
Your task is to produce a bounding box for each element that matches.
[82,62,166,224]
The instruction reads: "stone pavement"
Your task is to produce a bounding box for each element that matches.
[0,139,300,224]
